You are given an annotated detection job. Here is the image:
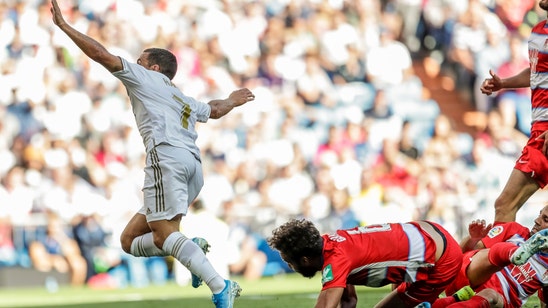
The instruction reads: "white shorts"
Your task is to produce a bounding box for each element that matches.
[139,143,203,222]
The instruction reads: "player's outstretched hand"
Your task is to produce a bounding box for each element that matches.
[480,69,503,96]
[229,88,255,107]
[50,0,67,27]
[468,219,492,240]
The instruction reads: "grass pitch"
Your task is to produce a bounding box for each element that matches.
[0,273,540,308]
[0,274,384,308]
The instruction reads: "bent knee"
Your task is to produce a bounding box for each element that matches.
[120,232,134,254]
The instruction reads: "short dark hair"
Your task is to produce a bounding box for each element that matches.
[267,219,323,263]
[143,48,177,80]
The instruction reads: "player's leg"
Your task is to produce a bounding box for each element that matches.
[146,145,239,306]
[464,249,505,287]
[510,228,548,265]
[190,237,211,288]
[150,216,241,305]
[463,242,523,287]
[493,169,538,223]
[446,288,503,308]
[120,212,166,257]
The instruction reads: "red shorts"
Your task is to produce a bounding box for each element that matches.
[514,122,548,188]
[396,222,463,306]
[445,250,477,295]
[446,250,511,307]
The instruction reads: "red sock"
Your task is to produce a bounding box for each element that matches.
[447,295,490,308]
[488,242,518,267]
[432,296,456,308]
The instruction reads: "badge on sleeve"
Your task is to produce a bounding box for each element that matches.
[322,264,334,284]
[487,226,504,238]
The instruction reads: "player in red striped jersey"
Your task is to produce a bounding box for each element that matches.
[480,0,548,224]
[267,219,463,308]
[428,205,548,307]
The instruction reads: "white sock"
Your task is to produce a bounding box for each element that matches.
[130,232,167,257]
[162,232,226,293]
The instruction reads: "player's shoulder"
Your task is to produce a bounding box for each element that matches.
[487,222,529,239]
[532,20,548,34]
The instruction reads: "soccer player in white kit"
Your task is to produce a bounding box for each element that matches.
[51,1,255,307]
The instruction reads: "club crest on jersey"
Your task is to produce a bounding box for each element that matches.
[322,264,334,284]
[488,226,504,238]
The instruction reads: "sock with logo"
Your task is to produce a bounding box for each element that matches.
[162,232,226,294]
[130,232,167,257]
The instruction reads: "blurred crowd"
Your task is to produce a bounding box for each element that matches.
[0,0,546,288]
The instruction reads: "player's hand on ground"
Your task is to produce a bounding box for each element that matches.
[480,69,502,95]
[50,0,67,27]
[468,219,492,240]
[537,130,548,157]
[229,88,255,107]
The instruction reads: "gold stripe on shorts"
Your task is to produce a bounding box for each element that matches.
[150,148,165,213]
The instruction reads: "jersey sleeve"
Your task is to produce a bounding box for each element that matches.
[182,94,210,123]
[481,222,529,248]
[112,57,150,87]
[321,237,351,290]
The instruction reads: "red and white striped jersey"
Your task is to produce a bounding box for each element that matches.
[479,222,547,308]
[529,20,548,123]
[320,222,438,290]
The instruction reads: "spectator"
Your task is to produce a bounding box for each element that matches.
[0,217,17,267]
[321,188,360,233]
[223,216,266,281]
[72,214,112,282]
[28,213,87,286]
[0,166,33,224]
[365,26,413,89]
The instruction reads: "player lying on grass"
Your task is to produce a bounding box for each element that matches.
[267,219,463,308]
[422,205,548,308]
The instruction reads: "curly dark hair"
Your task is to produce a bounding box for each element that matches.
[267,219,323,263]
[143,48,177,80]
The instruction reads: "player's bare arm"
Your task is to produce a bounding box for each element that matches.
[208,88,255,119]
[481,68,531,95]
[315,288,345,308]
[340,284,358,308]
[460,219,490,252]
[50,0,122,72]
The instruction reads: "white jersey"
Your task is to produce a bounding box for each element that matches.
[112,57,210,158]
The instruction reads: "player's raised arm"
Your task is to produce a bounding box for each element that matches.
[50,0,122,72]
[208,88,255,119]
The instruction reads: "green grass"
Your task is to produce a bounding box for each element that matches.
[0,274,386,308]
[0,274,541,307]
